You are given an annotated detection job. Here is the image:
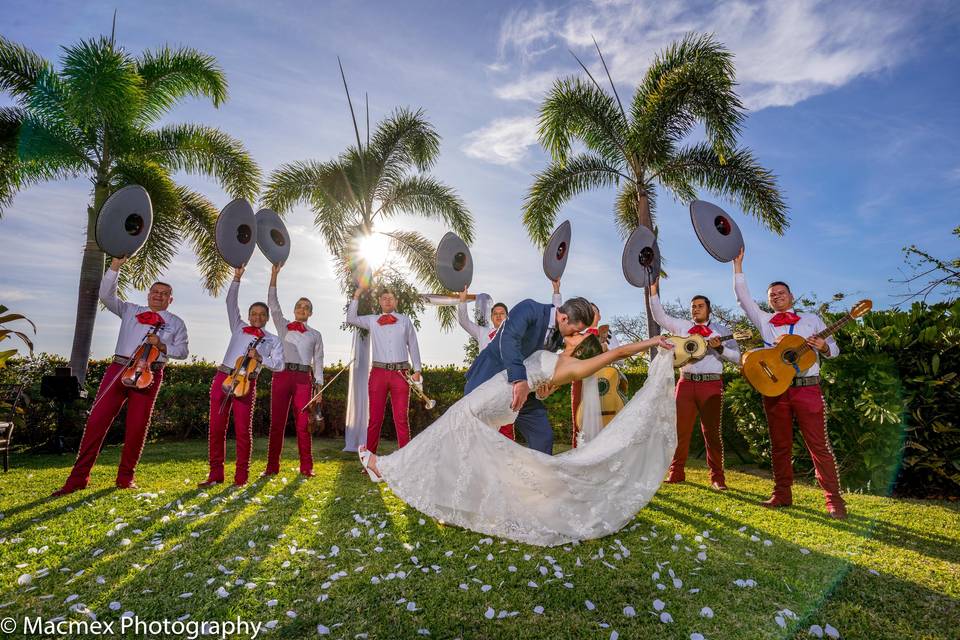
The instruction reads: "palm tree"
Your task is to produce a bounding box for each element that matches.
[0,32,260,383]
[523,33,787,337]
[263,102,473,317]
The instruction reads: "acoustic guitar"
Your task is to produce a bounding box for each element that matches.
[575,366,628,429]
[666,329,753,368]
[742,300,872,397]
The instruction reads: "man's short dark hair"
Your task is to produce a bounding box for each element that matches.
[558,297,594,327]
[691,295,711,312]
[378,288,396,298]
[768,281,791,293]
[249,302,269,316]
[151,281,173,292]
[492,302,508,315]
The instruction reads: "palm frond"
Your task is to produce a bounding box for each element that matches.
[371,107,441,175]
[631,33,744,165]
[614,181,658,239]
[60,37,144,127]
[661,142,788,233]
[0,36,51,99]
[128,124,260,200]
[522,153,624,247]
[173,185,231,294]
[136,46,228,122]
[376,175,474,243]
[537,76,628,165]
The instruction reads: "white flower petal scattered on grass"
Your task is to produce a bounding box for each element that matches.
[660,612,674,623]
[17,574,31,587]
[179,593,192,599]
[653,599,665,611]
[215,587,229,598]
[484,607,495,620]
[108,601,121,611]
[417,629,430,636]
[286,611,297,619]
[623,606,636,617]
[585,600,595,611]
[317,624,330,634]
[700,607,714,618]
[825,624,840,638]
[480,584,491,592]
[533,606,544,615]
[691,633,705,640]
[809,624,824,638]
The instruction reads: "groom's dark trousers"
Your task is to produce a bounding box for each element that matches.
[464,299,556,455]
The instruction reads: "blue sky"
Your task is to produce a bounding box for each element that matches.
[1,0,958,366]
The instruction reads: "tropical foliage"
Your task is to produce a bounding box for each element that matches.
[0,304,35,368]
[523,33,787,336]
[0,32,260,381]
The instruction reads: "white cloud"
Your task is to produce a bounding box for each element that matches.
[462,116,540,166]
[496,6,561,64]
[493,70,562,102]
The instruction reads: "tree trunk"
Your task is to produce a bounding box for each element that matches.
[68,183,108,385]
[636,190,661,342]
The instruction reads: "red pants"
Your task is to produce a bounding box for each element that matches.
[761,384,844,507]
[265,370,313,475]
[570,379,583,447]
[60,363,164,490]
[366,367,411,454]
[206,370,257,485]
[669,379,725,484]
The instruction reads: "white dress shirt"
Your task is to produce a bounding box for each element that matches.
[99,269,189,362]
[221,280,284,372]
[346,300,422,371]
[458,292,562,351]
[734,273,838,377]
[268,286,324,383]
[649,294,740,374]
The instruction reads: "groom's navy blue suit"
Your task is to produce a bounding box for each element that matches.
[465,299,559,455]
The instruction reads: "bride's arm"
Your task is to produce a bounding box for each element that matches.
[551,337,673,385]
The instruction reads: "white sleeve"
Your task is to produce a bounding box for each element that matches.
[457,302,483,341]
[98,269,128,318]
[267,286,288,335]
[552,292,562,307]
[313,333,324,383]
[407,319,422,372]
[165,319,190,360]
[345,299,372,330]
[648,294,686,335]
[260,337,285,372]
[715,324,740,365]
[226,280,243,334]
[734,273,766,329]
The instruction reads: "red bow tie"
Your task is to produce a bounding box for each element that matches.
[287,321,307,333]
[136,311,165,327]
[243,326,265,338]
[377,314,397,326]
[769,312,801,327]
[585,327,600,336]
[488,329,497,340]
[688,324,711,337]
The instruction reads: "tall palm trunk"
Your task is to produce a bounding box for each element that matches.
[636,190,661,342]
[68,181,108,385]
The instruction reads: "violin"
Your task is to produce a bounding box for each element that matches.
[220,337,264,412]
[121,325,163,389]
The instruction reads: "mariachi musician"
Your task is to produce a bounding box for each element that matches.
[346,282,422,454]
[264,262,323,477]
[53,257,189,495]
[200,267,283,487]
[649,279,740,489]
[733,247,845,519]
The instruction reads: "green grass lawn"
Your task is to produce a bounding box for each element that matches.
[0,437,957,639]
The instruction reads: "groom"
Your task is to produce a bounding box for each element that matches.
[465,296,594,454]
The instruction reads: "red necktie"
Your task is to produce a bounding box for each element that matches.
[136,311,165,327]
[377,314,397,326]
[585,327,600,336]
[243,326,265,338]
[769,312,801,327]
[688,324,711,337]
[488,329,497,340]
[287,321,307,333]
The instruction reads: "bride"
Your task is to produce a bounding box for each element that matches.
[359,334,677,547]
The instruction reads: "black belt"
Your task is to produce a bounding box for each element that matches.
[791,375,821,388]
[284,363,312,373]
[113,355,164,371]
[681,373,722,382]
[372,361,409,371]
[217,364,259,380]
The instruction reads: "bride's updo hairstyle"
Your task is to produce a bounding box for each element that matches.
[570,333,603,360]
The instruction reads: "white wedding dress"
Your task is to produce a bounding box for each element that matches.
[376,351,677,546]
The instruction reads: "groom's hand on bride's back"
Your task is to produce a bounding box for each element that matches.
[511,380,530,411]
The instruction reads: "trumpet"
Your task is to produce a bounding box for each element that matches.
[403,371,436,410]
